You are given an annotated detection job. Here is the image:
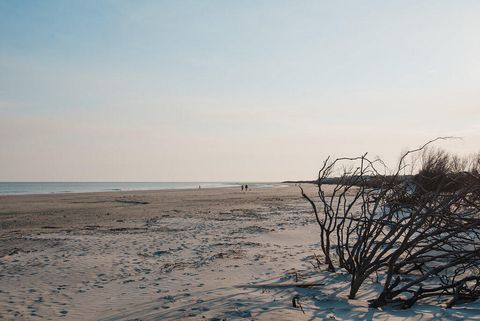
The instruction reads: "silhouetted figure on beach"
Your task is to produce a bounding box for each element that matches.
[241,185,244,191]
[245,184,248,192]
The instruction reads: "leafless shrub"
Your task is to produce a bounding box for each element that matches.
[302,138,480,308]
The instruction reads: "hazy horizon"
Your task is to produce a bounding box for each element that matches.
[1,1,479,181]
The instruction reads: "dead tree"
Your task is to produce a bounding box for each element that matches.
[300,153,382,272]
[302,138,480,307]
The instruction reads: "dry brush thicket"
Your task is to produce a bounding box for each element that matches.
[301,139,480,309]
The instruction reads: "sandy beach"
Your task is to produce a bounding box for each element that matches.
[1,185,479,320]
[2,1,479,319]
[0,185,315,320]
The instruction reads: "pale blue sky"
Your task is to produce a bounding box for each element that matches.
[1,1,479,181]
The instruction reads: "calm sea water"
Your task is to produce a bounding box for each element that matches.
[0,182,248,195]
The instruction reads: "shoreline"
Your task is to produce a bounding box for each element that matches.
[0,182,287,197]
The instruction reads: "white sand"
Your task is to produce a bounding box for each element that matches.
[1,185,479,320]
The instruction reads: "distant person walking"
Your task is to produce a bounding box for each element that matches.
[245,184,248,192]
[241,185,244,191]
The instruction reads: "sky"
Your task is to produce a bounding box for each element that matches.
[0,0,479,182]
